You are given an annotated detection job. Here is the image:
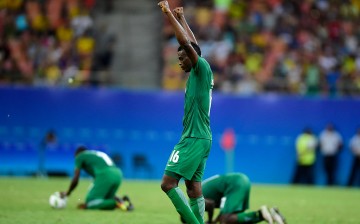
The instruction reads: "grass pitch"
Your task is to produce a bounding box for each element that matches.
[0,177,359,224]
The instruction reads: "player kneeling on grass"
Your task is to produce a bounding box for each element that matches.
[183,173,286,224]
[61,146,134,211]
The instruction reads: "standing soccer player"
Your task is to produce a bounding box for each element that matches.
[158,2,214,224]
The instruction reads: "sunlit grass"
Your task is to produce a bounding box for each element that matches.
[0,177,359,224]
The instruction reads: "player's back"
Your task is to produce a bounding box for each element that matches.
[202,173,250,203]
[75,150,117,177]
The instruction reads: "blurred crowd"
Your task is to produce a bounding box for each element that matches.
[0,0,114,86]
[161,0,360,96]
[2,0,360,96]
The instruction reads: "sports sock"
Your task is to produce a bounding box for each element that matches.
[237,211,262,223]
[166,187,200,224]
[190,196,205,224]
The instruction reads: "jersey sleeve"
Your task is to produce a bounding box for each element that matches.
[75,155,83,169]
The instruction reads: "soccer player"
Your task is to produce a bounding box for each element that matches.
[61,146,134,210]
[158,2,214,224]
[201,173,286,224]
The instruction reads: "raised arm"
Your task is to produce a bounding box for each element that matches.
[158,1,198,65]
[173,7,198,45]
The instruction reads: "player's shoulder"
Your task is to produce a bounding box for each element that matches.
[196,56,210,67]
[194,56,212,74]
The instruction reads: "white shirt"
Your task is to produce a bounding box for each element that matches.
[350,134,360,156]
[319,130,343,156]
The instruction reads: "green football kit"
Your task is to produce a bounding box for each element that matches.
[75,150,122,210]
[164,56,214,224]
[165,56,214,182]
[202,173,264,223]
[202,173,250,214]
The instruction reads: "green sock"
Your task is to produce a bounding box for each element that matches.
[190,196,205,224]
[237,211,262,223]
[166,187,199,224]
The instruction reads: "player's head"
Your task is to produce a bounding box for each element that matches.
[303,127,312,134]
[75,146,87,156]
[177,42,201,72]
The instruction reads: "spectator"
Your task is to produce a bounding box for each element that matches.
[292,127,317,185]
[347,128,360,187]
[38,129,58,177]
[319,123,343,186]
[0,0,100,86]
[160,0,360,95]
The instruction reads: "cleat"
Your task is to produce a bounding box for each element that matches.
[115,196,128,211]
[260,205,274,224]
[116,201,128,211]
[122,195,134,211]
[270,207,287,224]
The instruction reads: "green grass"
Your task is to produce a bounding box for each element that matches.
[0,177,359,224]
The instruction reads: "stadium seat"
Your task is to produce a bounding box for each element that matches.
[132,154,153,179]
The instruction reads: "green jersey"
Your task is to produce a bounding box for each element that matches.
[75,150,117,178]
[181,56,214,140]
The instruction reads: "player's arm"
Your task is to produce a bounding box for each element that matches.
[65,168,80,197]
[173,7,198,45]
[205,198,215,223]
[158,1,198,65]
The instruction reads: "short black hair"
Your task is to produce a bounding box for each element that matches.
[75,146,87,156]
[178,42,201,56]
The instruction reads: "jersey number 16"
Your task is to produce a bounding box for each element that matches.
[169,150,180,163]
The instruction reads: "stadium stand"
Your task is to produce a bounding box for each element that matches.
[161,0,360,96]
[0,0,114,86]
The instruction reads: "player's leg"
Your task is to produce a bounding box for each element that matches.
[163,138,203,224]
[161,173,200,224]
[86,184,117,210]
[220,175,273,223]
[184,138,212,224]
[270,207,287,224]
[185,180,204,224]
[104,168,134,212]
[217,208,274,224]
[217,212,261,224]
[103,168,130,210]
[86,171,120,210]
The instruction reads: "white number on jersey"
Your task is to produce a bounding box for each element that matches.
[169,150,180,163]
[209,79,214,116]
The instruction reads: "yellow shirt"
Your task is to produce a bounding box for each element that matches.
[296,133,317,165]
[76,37,95,55]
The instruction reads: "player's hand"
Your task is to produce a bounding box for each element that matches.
[158,1,171,13]
[173,7,184,19]
[77,203,86,209]
[60,192,67,198]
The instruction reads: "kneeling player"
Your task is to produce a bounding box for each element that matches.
[185,173,286,224]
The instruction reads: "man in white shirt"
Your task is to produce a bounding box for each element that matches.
[347,128,360,187]
[319,123,343,186]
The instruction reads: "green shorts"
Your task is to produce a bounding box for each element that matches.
[165,137,211,181]
[86,167,122,203]
[220,175,250,214]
